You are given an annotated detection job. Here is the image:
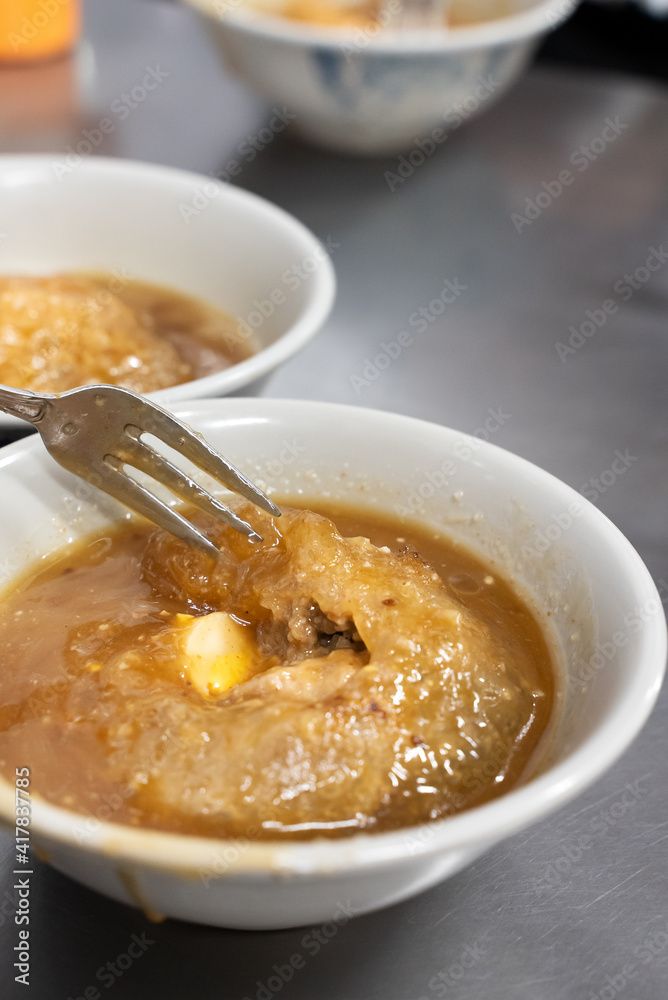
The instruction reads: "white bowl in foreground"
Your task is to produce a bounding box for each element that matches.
[0,399,664,929]
[185,0,577,155]
[0,156,336,433]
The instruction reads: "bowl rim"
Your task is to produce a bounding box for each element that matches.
[184,0,577,52]
[0,155,337,431]
[0,398,664,876]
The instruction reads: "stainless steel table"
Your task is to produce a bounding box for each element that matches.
[1,1,667,996]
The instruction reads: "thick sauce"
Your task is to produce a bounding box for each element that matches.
[0,502,555,840]
[0,272,252,395]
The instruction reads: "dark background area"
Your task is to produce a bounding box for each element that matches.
[538,1,668,82]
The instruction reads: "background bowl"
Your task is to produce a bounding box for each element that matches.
[0,398,664,929]
[0,155,336,434]
[185,0,577,155]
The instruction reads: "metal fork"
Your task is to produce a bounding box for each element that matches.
[0,383,281,557]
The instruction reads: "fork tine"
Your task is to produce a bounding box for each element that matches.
[126,399,281,517]
[34,384,281,552]
[107,442,264,541]
[92,461,225,558]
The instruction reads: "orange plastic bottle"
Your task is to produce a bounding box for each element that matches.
[0,0,81,62]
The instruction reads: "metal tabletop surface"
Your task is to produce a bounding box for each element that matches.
[1,1,667,997]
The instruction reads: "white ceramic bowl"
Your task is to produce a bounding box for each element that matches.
[185,0,577,155]
[0,399,664,929]
[0,156,336,433]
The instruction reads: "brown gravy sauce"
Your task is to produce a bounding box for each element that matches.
[0,501,556,840]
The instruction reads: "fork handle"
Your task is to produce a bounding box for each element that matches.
[0,384,48,424]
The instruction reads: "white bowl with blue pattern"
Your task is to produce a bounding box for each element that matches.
[186,0,577,155]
